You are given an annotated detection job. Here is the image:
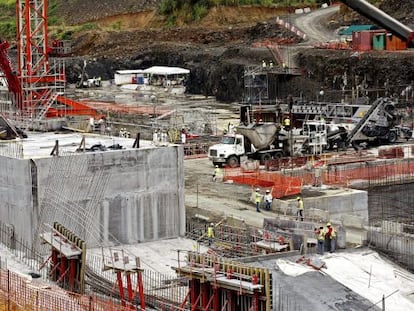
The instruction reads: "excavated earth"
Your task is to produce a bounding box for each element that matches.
[56,0,414,103]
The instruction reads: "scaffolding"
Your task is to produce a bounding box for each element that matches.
[16,0,65,124]
[243,66,269,105]
[176,251,273,311]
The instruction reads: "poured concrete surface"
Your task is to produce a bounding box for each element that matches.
[89,237,208,276]
[253,247,414,310]
[184,157,369,244]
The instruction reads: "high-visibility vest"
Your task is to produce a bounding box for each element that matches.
[318,229,325,241]
[255,192,262,203]
[207,227,214,238]
[297,199,304,210]
[214,167,223,177]
[283,118,291,126]
[329,227,336,238]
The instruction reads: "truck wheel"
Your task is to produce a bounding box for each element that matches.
[337,140,346,151]
[388,131,397,143]
[274,152,283,159]
[227,156,239,168]
[260,153,272,163]
[351,141,363,151]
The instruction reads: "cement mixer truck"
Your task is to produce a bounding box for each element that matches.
[208,120,346,167]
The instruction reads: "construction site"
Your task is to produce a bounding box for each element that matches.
[0,0,413,311]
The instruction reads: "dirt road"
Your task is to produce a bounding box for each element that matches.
[294,5,340,44]
[184,157,282,228]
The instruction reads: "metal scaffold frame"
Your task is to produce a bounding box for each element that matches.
[16,0,65,120]
[243,66,269,105]
[176,251,272,311]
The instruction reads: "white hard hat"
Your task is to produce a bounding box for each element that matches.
[215,165,218,168]
[266,190,270,193]
[256,188,260,191]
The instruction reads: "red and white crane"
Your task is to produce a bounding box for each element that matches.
[0,0,99,126]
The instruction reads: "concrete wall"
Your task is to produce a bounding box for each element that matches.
[0,157,35,244]
[0,145,185,248]
[273,188,368,225]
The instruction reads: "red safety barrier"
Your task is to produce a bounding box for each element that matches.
[224,168,302,198]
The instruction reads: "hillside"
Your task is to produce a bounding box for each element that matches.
[1,1,413,102]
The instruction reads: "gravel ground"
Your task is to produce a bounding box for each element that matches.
[184,157,280,228]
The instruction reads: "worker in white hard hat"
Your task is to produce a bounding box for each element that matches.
[264,189,273,211]
[254,188,262,213]
[212,165,223,182]
[326,222,336,253]
[296,197,304,221]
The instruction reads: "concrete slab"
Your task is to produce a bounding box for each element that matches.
[89,237,208,276]
[254,247,414,311]
[0,131,154,159]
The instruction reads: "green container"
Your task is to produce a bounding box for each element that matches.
[373,33,385,50]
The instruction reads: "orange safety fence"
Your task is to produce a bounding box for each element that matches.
[223,159,414,197]
[0,268,190,311]
[224,168,302,198]
[322,161,414,187]
[283,160,414,188]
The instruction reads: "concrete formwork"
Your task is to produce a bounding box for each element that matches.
[0,135,185,248]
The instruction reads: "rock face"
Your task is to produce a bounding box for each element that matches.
[65,46,414,104]
[59,1,414,103]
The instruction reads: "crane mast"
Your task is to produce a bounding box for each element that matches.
[16,0,65,118]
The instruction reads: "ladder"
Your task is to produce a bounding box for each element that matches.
[36,91,59,121]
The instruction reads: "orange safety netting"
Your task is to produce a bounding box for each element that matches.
[224,168,302,198]
[322,161,414,187]
[223,161,414,198]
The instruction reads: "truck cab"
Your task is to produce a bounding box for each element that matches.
[208,134,245,167]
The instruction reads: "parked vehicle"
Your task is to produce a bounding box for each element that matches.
[345,97,412,149]
[208,120,343,167]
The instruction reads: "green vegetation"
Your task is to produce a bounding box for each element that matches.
[0,0,63,39]
[159,0,322,24]
[0,0,384,38]
[0,0,16,38]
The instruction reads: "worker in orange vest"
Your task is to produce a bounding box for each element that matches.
[326,222,336,253]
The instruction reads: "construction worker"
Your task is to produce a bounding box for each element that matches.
[326,222,336,253]
[296,197,304,221]
[181,128,187,144]
[207,223,215,246]
[315,226,325,255]
[212,165,223,182]
[264,190,273,211]
[283,115,291,131]
[228,122,235,134]
[254,188,262,213]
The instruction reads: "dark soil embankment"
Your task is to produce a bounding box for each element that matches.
[60,1,414,103]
